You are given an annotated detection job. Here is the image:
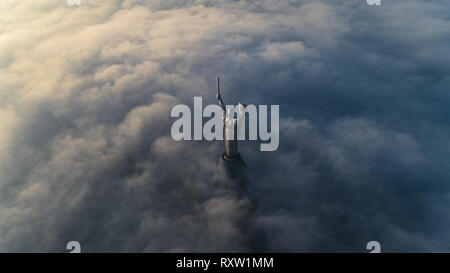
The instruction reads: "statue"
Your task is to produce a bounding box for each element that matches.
[215,77,247,179]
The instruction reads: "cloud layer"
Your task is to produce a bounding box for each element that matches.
[1,0,450,252]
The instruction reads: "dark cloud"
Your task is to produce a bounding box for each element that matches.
[0,0,449,252]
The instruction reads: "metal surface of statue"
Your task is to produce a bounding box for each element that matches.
[215,77,247,180]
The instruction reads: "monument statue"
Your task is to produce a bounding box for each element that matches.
[215,77,247,179]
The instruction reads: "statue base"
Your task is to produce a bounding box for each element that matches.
[215,153,247,179]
